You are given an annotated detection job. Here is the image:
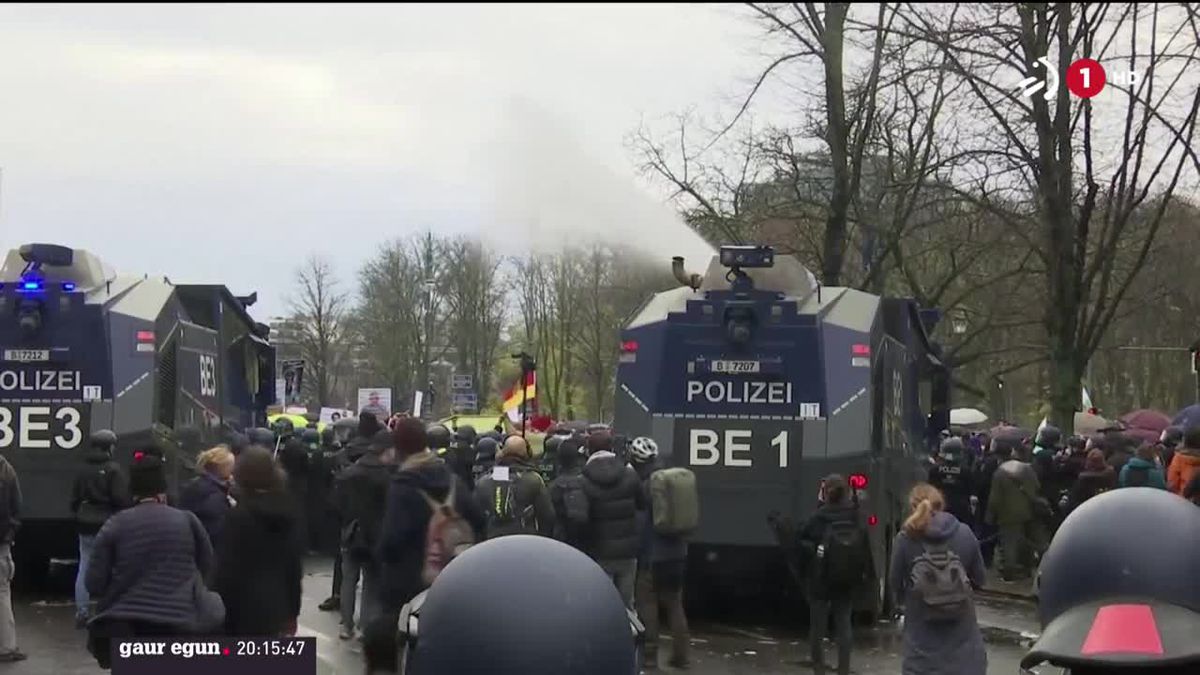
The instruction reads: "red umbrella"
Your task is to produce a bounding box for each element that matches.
[1120,427,1161,445]
[1120,409,1172,433]
[990,425,1033,441]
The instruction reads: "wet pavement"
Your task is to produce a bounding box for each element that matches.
[7,556,1042,674]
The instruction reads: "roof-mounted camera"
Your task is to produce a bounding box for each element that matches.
[720,245,775,294]
[719,245,774,269]
[19,244,75,268]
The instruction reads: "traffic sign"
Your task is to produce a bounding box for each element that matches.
[452,374,473,390]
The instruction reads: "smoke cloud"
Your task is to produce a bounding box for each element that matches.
[477,98,714,268]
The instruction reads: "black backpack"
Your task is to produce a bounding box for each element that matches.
[819,518,870,590]
[487,468,538,536]
[908,540,972,622]
[559,475,590,526]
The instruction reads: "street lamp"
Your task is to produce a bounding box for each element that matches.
[951,308,969,335]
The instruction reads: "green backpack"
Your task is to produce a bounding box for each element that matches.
[649,468,699,536]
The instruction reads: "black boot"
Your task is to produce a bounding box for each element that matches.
[319,596,340,612]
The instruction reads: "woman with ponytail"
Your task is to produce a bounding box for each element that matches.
[889,483,987,675]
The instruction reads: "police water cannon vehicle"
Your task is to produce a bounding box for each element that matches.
[0,243,276,575]
[614,244,949,617]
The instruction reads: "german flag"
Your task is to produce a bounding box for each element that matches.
[502,371,536,423]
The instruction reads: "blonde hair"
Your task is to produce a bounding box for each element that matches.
[196,445,235,473]
[902,483,945,537]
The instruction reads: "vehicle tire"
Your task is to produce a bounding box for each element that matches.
[857,525,895,625]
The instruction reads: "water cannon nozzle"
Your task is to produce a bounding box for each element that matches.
[671,256,703,290]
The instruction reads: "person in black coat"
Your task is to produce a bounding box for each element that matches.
[214,447,304,637]
[178,446,235,555]
[797,476,868,675]
[333,430,396,639]
[378,420,485,624]
[579,436,646,609]
[69,430,131,627]
[971,438,1009,568]
[1064,448,1117,516]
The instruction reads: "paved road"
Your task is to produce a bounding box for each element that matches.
[7,557,1042,674]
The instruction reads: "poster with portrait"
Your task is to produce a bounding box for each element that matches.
[357,388,393,421]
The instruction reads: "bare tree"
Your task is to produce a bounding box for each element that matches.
[440,236,506,410]
[355,237,449,406]
[897,2,1200,426]
[291,256,347,407]
[515,253,580,418]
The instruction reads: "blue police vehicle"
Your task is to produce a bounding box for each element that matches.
[0,243,275,578]
[614,245,950,617]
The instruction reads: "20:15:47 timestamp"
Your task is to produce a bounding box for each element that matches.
[235,640,308,658]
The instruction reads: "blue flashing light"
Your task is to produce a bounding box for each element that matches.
[20,280,42,291]
[62,282,76,291]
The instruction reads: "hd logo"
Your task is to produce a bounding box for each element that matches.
[199,355,217,397]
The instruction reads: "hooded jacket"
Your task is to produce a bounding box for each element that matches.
[472,456,555,539]
[580,452,645,561]
[179,472,232,551]
[378,452,486,613]
[1167,448,1200,495]
[333,453,394,557]
[986,459,1040,527]
[70,449,131,535]
[214,490,304,636]
[1065,467,1116,515]
[1118,456,1168,490]
[888,511,987,675]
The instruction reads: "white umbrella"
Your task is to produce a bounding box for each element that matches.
[950,407,989,426]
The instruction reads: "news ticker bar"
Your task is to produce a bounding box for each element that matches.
[111,637,316,675]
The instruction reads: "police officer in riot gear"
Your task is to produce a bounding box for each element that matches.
[386,535,639,674]
[473,437,499,483]
[226,432,249,456]
[70,429,130,627]
[1021,488,1200,673]
[428,424,466,485]
[248,427,275,448]
[930,437,974,528]
[272,417,296,451]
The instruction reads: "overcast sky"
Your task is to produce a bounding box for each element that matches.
[0,3,764,318]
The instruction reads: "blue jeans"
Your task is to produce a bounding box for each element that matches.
[76,534,96,619]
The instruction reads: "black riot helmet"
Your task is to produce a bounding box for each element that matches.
[1161,426,1183,448]
[1021,488,1200,671]
[272,417,295,439]
[939,436,965,464]
[320,426,336,447]
[248,427,276,447]
[1036,424,1063,450]
[402,535,637,675]
[227,432,249,456]
[301,428,320,447]
[543,434,563,458]
[90,429,118,454]
[474,437,499,466]
[427,424,452,450]
[454,424,477,445]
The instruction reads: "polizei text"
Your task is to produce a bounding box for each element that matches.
[686,380,792,405]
